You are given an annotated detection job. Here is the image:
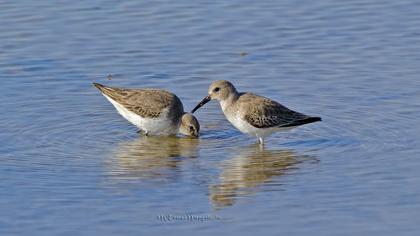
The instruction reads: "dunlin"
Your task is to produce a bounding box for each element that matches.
[191,80,321,144]
[93,83,200,137]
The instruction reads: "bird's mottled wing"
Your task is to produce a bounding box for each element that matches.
[240,93,308,128]
[97,85,184,118]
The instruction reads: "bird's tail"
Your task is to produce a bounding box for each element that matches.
[92,82,120,100]
[93,82,111,93]
[280,116,322,127]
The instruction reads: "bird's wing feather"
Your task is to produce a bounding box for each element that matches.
[94,84,183,118]
[240,93,309,128]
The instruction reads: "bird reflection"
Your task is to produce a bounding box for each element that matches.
[210,145,310,208]
[107,136,199,182]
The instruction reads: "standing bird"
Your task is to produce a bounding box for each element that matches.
[191,80,320,145]
[93,83,200,137]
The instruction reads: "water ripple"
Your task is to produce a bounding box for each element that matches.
[1,0,420,235]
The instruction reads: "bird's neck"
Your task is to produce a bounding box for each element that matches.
[220,92,239,112]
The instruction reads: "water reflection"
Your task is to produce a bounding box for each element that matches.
[107,136,199,182]
[210,145,311,208]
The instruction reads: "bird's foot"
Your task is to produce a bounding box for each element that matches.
[137,130,149,136]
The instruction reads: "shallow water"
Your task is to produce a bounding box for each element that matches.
[1,0,420,235]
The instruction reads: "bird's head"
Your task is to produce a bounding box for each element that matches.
[179,113,200,137]
[191,80,237,113]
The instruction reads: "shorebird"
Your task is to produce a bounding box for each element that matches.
[93,83,200,137]
[191,80,321,145]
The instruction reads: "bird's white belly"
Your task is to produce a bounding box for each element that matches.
[104,95,178,135]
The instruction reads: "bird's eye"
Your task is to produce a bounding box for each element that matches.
[214,87,220,92]
[189,126,194,131]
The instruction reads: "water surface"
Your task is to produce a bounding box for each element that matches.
[1,0,420,235]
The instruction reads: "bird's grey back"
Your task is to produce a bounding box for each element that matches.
[94,84,184,119]
[237,92,309,128]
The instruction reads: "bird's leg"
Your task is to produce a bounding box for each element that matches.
[258,137,265,146]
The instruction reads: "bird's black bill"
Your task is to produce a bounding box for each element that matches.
[191,95,211,113]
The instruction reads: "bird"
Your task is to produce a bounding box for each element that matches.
[191,80,321,145]
[93,83,200,137]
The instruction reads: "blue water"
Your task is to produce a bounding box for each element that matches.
[1,0,420,235]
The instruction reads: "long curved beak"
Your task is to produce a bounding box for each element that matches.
[191,95,211,113]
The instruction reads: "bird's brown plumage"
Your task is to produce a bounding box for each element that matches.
[93,83,184,119]
[237,93,314,128]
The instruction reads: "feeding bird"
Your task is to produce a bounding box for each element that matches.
[93,83,200,137]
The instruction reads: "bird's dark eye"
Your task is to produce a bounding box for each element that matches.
[189,126,194,131]
[214,87,220,92]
